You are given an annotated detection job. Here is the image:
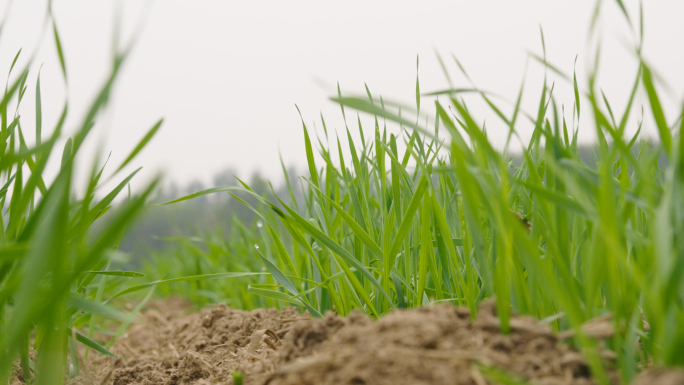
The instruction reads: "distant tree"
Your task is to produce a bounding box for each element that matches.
[249,171,268,196]
[212,167,239,203]
[186,180,208,203]
[163,181,180,201]
[213,167,239,186]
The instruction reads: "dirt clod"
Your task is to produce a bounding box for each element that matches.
[268,304,597,385]
[632,368,684,385]
[55,299,623,385]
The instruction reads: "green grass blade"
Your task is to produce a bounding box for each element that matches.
[116,118,162,172]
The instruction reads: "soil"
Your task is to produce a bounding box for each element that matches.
[10,298,679,385]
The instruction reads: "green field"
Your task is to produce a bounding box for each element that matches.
[1,1,683,384]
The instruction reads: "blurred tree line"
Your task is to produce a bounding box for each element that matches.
[117,165,303,257]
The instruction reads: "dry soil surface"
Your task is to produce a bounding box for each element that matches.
[11,298,681,385]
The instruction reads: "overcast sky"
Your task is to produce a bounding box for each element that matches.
[1,1,683,192]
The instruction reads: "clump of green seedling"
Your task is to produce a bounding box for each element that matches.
[160,1,684,383]
[0,6,162,384]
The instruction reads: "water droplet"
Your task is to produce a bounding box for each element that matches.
[254,244,260,250]
[256,220,263,228]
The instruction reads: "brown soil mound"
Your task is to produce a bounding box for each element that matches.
[632,368,684,385]
[48,299,619,385]
[12,298,678,384]
[68,300,306,385]
[269,301,599,385]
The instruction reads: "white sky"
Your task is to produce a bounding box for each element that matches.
[1,1,683,193]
